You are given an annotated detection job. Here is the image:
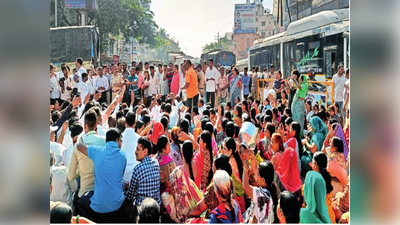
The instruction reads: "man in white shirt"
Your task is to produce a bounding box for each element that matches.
[61,121,83,166]
[57,63,66,79]
[94,67,109,104]
[50,125,66,166]
[86,68,96,96]
[332,64,346,115]
[60,66,73,102]
[50,149,77,206]
[178,64,187,101]
[205,58,219,107]
[51,64,61,105]
[78,73,90,100]
[121,112,140,185]
[76,58,86,80]
[197,98,206,119]
[145,66,159,98]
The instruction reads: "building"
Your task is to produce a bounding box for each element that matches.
[232,33,260,60]
[254,0,277,38]
[231,0,274,60]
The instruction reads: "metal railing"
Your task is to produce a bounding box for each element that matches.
[257,79,335,108]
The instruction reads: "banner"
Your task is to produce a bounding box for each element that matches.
[234,4,256,34]
[66,0,96,9]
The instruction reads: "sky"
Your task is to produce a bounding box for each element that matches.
[151,0,273,58]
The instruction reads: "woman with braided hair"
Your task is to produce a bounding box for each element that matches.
[208,170,243,223]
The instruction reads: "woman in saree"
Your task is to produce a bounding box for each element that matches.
[300,171,331,223]
[164,140,202,223]
[301,116,328,177]
[194,131,214,191]
[169,126,183,167]
[188,154,233,221]
[242,159,278,223]
[310,152,336,223]
[291,71,308,137]
[256,122,274,161]
[233,104,243,128]
[282,121,303,176]
[270,133,285,171]
[154,135,176,194]
[323,123,349,162]
[216,119,228,147]
[208,170,244,224]
[332,178,349,221]
[229,67,242,106]
[215,104,225,133]
[326,137,347,197]
[149,122,164,155]
[221,137,246,213]
[275,147,302,197]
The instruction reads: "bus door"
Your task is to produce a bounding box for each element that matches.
[324,46,337,80]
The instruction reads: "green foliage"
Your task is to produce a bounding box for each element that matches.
[202,36,230,53]
[89,0,159,53]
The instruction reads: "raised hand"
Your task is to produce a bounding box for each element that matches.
[93,92,102,101]
[71,96,81,108]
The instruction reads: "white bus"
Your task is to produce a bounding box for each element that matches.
[249,8,349,81]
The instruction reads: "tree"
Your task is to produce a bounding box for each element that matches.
[202,36,230,53]
[88,0,159,53]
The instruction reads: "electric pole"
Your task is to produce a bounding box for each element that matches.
[55,0,58,27]
[214,32,220,49]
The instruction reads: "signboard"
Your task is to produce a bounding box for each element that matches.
[66,0,96,9]
[306,92,327,107]
[234,4,256,34]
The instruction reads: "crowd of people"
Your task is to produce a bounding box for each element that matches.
[50,57,350,223]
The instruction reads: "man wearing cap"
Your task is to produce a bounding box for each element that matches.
[205,58,219,107]
[110,65,125,100]
[196,64,205,98]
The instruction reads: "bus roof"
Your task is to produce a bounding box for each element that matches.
[250,9,349,50]
[286,9,348,36]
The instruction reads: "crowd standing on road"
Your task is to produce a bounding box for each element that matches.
[50,57,350,223]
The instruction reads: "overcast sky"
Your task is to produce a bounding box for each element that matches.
[151,0,273,58]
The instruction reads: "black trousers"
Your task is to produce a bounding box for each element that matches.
[288,88,296,109]
[276,92,282,100]
[97,91,107,104]
[78,190,128,223]
[206,91,215,107]
[186,94,199,114]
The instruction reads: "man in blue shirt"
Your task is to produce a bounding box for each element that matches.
[126,67,139,107]
[76,128,127,223]
[125,137,160,210]
[242,67,251,100]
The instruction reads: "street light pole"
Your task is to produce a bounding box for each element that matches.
[55,0,58,27]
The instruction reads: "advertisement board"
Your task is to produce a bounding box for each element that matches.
[66,0,96,9]
[306,92,327,107]
[234,4,256,34]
